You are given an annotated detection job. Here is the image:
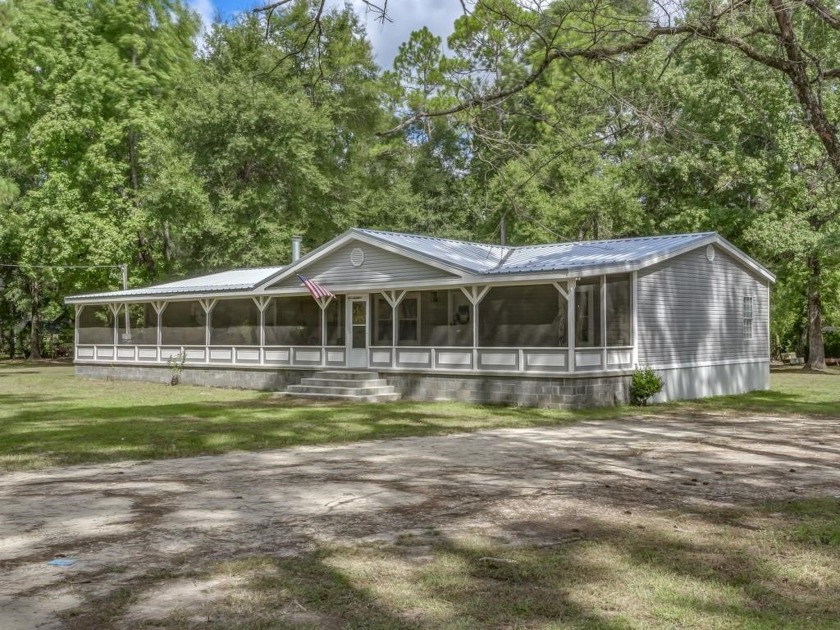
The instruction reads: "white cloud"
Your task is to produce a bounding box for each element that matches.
[189,0,217,41]
[344,0,465,69]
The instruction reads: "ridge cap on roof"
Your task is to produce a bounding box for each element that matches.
[354,227,512,252]
[356,227,716,252]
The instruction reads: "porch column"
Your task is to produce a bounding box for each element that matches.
[600,275,607,370]
[74,305,81,349]
[108,303,120,347]
[382,290,406,368]
[252,297,271,364]
[460,285,490,370]
[317,296,333,367]
[152,302,166,360]
[631,271,639,368]
[567,279,577,374]
[199,299,217,364]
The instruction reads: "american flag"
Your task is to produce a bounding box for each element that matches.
[298,274,334,300]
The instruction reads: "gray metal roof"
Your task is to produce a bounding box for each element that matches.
[67,228,774,303]
[355,228,510,273]
[357,229,719,275]
[69,266,284,301]
[488,232,716,275]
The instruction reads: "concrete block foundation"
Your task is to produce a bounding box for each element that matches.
[74,364,632,408]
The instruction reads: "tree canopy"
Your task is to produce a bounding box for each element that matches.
[0,0,838,365]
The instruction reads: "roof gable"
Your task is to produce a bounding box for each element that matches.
[264,237,462,290]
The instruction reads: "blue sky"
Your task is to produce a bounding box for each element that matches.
[188,0,463,68]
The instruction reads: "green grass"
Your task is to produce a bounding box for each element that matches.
[78,499,840,630]
[0,362,837,471]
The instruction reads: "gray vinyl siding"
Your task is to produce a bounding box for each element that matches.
[269,241,458,289]
[637,247,769,366]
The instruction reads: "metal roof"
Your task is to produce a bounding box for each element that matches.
[66,228,774,303]
[355,229,510,273]
[488,233,716,275]
[68,266,284,301]
[357,229,719,275]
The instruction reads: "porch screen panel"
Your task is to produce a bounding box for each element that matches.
[210,299,260,346]
[265,297,320,346]
[325,296,345,345]
[372,295,392,346]
[418,290,472,346]
[575,278,602,347]
[478,285,567,347]
[78,305,115,344]
[161,301,206,346]
[118,304,157,345]
[606,274,632,346]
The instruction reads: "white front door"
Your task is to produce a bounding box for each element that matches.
[346,296,369,368]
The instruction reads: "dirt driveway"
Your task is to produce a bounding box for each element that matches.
[1,411,838,629]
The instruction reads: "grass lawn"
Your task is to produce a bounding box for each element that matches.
[0,361,837,471]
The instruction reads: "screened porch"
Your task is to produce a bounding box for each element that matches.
[73,274,636,374]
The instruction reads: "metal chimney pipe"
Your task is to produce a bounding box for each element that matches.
[291,236,302,262]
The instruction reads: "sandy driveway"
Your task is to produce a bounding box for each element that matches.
[1,412,839,629]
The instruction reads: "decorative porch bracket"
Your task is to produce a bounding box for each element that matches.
[151,301,166,347]
[460,285,490,368]
[199,299,217,351]
[107,303,121,346]
[381,290,407,367]
[252,296,271,349]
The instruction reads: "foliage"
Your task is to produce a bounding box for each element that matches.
[166,349,187,386]
[629,366,664,406]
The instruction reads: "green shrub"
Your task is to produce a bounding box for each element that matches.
[630,366,663,406]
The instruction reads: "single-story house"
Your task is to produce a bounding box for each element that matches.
[66,228,774,407]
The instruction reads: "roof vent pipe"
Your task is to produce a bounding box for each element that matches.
[291,236,302,262]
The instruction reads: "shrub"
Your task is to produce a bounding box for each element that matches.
[167,349,187,386]
[630,366,663,406]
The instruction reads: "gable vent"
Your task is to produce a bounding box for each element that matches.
[350,247,365,267]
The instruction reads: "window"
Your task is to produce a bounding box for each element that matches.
[743,296,754,339]
[373,296,393,346]
[397,296,419,344]
[605,275,632,346]
[324,296,345,345]
[575,279,602,347]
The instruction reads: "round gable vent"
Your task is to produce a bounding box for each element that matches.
[705,244,716,262]
[350,247,365,267]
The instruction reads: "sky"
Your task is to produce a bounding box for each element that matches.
[189,0,465,69]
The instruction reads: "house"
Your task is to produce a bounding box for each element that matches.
[66,228,774,407]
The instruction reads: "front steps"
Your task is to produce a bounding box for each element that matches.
[279,370,401,402]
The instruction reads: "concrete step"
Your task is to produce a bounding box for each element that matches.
[312,370,380,381]
[300,377,389,388]
[277,391,402,403]
[286,384,397,397]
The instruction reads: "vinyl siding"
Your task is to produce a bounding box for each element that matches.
[637,247,769,366]
[268,241,458,289]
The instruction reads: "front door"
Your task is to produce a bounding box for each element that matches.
[346,296,368,368]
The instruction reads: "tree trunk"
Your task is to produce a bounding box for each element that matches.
[805,254,826,369]
[28,280,41,361]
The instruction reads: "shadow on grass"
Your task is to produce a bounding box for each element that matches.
[120,499,840,629]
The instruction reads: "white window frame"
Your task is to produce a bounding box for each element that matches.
[743,295,754,340]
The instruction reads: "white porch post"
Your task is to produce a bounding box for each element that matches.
[109,303,120,347]
[317,296,333,367]
[631,271,639,368]
[74,305,81,350]
[382,290,406,368]
[152,302,166,360]
[461,285,490,370]
[567,279,577,374]
[601,275,607,370]
[252,297,271,364]
[199,299,217,363]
